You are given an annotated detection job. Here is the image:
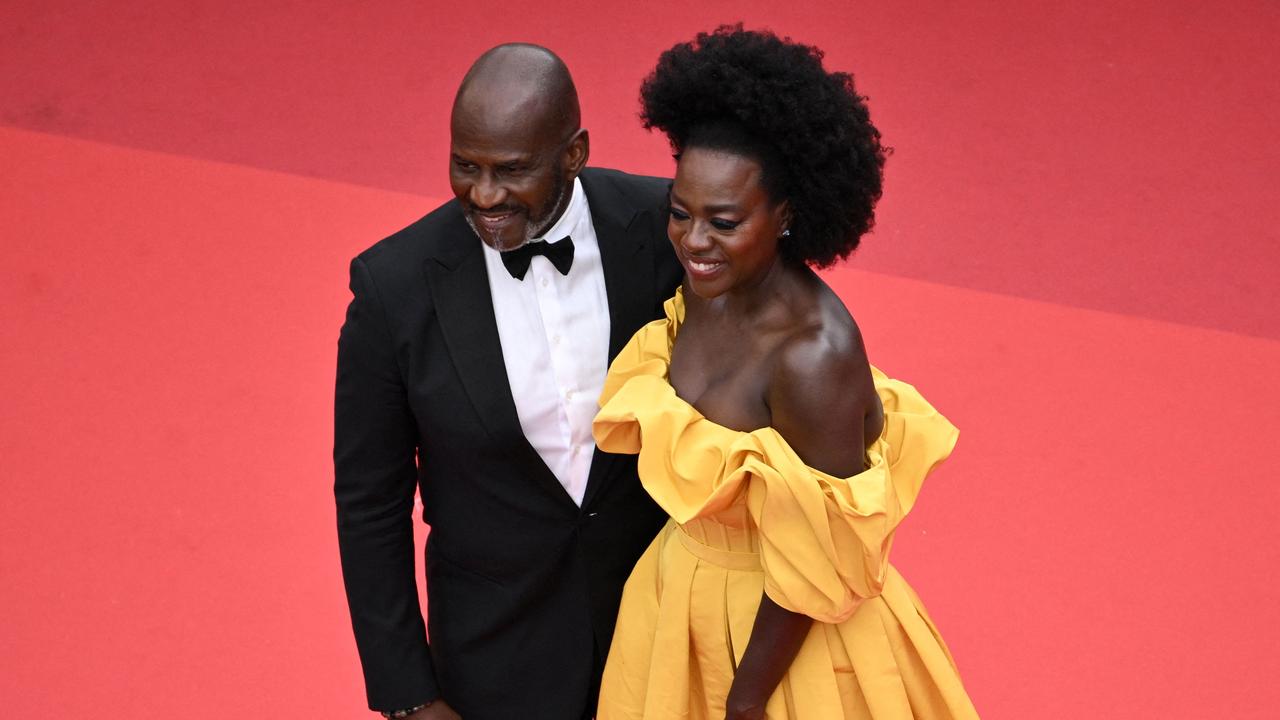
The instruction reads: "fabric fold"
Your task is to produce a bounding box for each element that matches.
[593,290,979,719]
[594,292,959,622]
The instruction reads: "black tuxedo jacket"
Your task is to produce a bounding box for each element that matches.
[335,168,683,719]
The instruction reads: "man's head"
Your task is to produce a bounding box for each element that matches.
[450,44,590,251]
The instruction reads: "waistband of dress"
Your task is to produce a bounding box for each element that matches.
[676,528,762,571]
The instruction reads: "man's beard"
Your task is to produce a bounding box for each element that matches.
[463,212,531,253]
[466,166,571,253]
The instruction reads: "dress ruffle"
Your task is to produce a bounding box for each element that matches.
[594,292,960,623]
[593,291,978,719]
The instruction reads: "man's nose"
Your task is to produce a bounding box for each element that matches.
[469,173,507,209]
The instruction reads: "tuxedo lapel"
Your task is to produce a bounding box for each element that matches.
[422,225,522,443]
[584,172,656,364]
[422,207,576,509]
[580,171,657,509]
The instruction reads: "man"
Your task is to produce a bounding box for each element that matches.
[335,44,682,720]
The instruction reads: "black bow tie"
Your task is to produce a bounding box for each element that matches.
[500,237,575,280]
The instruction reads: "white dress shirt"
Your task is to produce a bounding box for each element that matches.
[480,177,610,506]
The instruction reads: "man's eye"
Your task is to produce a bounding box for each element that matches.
[454,160,477,171]
[669,208,690,221]
[710,218,740,231]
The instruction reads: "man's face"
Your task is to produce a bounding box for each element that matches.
[449,109,580,252]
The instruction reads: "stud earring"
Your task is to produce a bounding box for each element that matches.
[781,228,791,238]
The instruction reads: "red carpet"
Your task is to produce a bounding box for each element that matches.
[2,2,1278,718]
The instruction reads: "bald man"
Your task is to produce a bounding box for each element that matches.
[335,45,682,719]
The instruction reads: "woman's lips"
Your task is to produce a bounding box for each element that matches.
[685,256,725,280]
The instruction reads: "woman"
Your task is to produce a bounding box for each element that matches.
[593,27,980,719]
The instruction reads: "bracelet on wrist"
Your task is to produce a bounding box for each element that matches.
[381,702,429,719]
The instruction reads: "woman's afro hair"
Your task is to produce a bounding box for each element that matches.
[641,25,887,267]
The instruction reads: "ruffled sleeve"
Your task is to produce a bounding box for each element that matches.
[594,292,960,624]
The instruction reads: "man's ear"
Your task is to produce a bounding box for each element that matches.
[564,128,590,176]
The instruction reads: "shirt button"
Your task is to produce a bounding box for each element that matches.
[540,277,549,288]
[564,390,574,401]
[551,334,561,346]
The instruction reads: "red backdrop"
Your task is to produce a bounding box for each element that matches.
[2,1,1278,717]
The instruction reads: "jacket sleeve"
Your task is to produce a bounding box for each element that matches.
[334,256,439,710]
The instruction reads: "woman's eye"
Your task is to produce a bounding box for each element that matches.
[710,218,740,231]
[669,208,690,221]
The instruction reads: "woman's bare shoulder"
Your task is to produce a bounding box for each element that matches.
[766,286,876,475]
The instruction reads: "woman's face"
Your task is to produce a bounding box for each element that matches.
[668,147,789,299]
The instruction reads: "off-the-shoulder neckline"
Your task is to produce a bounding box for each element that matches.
[640,289,883,481]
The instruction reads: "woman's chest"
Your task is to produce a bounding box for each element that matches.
[668,325,777,433]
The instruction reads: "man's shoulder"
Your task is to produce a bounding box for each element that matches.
[580,167,670,212]
[353,198,466,281]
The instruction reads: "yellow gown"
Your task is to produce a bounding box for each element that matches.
[593,292,980,719]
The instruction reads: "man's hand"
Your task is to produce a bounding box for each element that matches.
[406,700,461,720]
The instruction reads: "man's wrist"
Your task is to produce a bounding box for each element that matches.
[381,701,430,718]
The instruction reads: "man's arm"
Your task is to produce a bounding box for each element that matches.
[335,256,440,712]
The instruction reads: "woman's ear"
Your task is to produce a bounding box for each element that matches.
[776,201,794,237]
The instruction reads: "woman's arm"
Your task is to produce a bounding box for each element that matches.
[724,325,875,720]
[724,594,813,719]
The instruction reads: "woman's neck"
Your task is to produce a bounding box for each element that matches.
[692,256,808,320]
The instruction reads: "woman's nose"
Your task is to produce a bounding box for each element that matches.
[682,222,715,253]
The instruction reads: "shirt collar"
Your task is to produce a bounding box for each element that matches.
[531,176,587,244]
